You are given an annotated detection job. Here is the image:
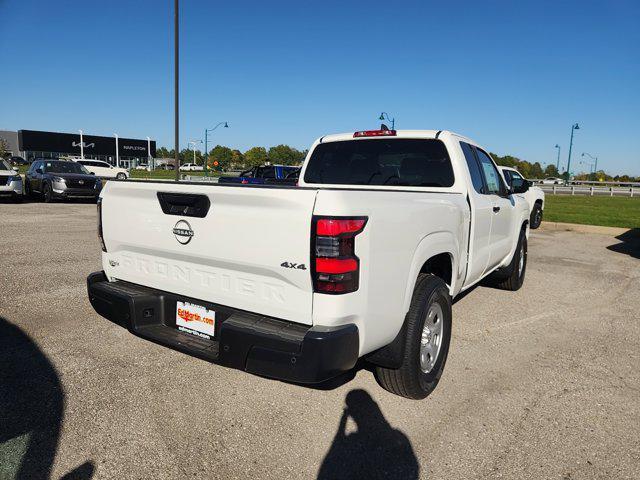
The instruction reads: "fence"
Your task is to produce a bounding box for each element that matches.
[539,185,638,197]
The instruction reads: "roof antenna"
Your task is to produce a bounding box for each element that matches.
[380,123,389,131]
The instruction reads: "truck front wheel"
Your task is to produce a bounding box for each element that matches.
[374,273,452,400]
[530,203,543,229]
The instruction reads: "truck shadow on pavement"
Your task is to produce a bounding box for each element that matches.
[606,228,640,260]
[0,316,94,480]
[317,389,419,479]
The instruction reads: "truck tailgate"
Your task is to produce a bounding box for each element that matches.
[100,181,318,325]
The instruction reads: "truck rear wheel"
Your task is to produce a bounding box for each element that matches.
[374,273,452,400]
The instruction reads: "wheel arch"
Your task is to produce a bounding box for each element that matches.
[402,231,459,314]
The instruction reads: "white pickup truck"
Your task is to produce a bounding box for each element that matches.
[499,166,545,229]
[87,129,531,399]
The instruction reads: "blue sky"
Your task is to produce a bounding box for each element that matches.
[1,0,638,175]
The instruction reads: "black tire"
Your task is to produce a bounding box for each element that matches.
[530,203,543,229]
[43,183,53,203]
[491,227,527,291]
[116,173,126,180]
[374,273,452,400]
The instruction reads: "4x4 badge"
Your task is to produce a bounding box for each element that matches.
[281,262,307,270]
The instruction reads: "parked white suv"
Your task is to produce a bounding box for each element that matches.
[499,166,545,229]
[76,159,129,180]
[88,129,531,399]
[181,163,204,171]
[0,158,23,202]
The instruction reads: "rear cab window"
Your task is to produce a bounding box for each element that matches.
[303,139,455,187]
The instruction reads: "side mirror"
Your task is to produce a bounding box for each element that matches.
[90,172,95,175]
[511,179,529,194]
[35,168,43,174]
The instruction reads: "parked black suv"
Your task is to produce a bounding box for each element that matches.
[25,159,102,202]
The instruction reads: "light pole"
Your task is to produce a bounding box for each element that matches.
[581,152,598,174]
[146,136,152,170]
[174,0,180,181]
[204,122,229,175]
[188,140,202,164]
[566,123,580,180]
[554,144,561,170]
[79,129,84,159]
[114,133,119,167]
[378,112,395,130]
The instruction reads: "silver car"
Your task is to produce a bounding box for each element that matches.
[0,159,23,202]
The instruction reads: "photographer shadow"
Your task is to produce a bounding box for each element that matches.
[318,389,419,480]
[0,316,94,480]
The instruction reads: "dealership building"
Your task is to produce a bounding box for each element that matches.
[0,129,156,168]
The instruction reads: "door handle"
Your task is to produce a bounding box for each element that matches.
[493,206,501,213]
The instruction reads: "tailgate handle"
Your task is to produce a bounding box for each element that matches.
[157,192,211,218]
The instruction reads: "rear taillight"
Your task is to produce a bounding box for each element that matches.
[312,216,367,294]
[353,129,397,138]
[97,197,107,252]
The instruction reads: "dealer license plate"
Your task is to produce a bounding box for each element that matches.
[175,301,216,340]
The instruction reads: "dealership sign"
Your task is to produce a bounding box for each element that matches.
[18,130,156,157]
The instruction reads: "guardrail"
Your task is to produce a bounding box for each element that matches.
[530,179,640,188]
[539,185,638,197]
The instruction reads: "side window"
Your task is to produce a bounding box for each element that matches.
[502,169,513,187]
[262,166,276,179]
[510,171,523,184]
[475,149,504,195]
[460,142,485,194]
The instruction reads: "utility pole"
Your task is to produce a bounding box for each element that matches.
[174,0,180,181]
[554,144,561,171]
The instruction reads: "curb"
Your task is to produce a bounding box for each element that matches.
[539,222,634,236]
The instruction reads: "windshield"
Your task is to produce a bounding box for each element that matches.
[304,139,455,187]
[43,161,90,175]
[0,159,12,171]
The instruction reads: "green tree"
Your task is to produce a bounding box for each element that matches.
[268,145,305,165]
[230,149,244,169]
[244,146,268,167]
[530,162,544,179]
[0,138,9,158]
[208,145,233,170]
[156,147,171,158]
[543,164,559,177]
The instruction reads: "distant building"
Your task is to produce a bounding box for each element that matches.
[0,129,156,169]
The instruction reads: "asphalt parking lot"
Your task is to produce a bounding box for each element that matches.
[1,201,639,479]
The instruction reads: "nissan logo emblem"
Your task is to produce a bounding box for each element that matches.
[173,220,194,245]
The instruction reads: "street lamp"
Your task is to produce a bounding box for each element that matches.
[378,112,395,130]
[565,123,580,180]
[113,133,119,167]
[204,122,229,175]
[581,152,598,175]
[188,139,202,164]
[554,144,561,170]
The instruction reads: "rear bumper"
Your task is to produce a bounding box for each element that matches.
[87,271,359,384]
